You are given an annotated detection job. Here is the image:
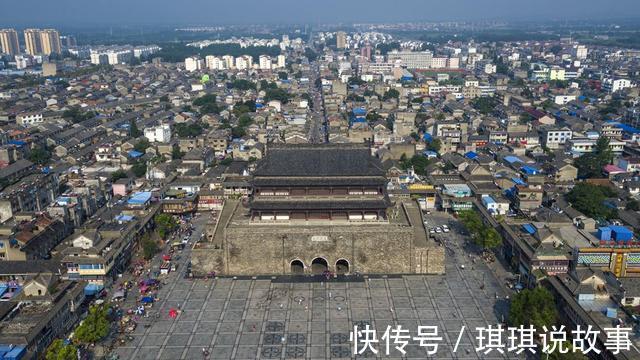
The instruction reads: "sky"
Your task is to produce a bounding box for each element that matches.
[2,0,640,27]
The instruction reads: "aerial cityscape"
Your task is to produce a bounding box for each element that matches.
[1,1,640,359]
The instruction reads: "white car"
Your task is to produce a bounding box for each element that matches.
[442,227,450,233]
[435,227,442,233]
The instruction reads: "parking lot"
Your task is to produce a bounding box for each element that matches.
[110,212,515,359]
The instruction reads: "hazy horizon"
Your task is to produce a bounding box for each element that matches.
[2,0,640,27]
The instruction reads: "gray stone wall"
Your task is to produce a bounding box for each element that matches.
[191,223,446,276]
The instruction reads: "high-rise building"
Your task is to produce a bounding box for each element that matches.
[184,56,203,72]
[40,29,61,55]
[24,29,42,55]
[276,54,286,69]
[336,31,347,49]
[360,43,372,60]
[258,55,272,70]
[0,29,20,55]
[60,35,77,47]
[23,28,61,55]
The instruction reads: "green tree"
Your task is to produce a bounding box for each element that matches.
[277,71,288,80]
[193,93,216,106]
[174,122,204,138]
[229,79,256,90]
[426,139,442,152]
[220,157,233,166]
[29,147,51,165]
[508,287,557,329]
[129,119,141,138]
[458,210,503,249]
[75,304,110,344]
[626,199,640,211]
[142,234,159,260]
[472,97,495,115]
[46,339,77,360]
[134,138,150,153]
[131,162,147,178]
[382,88,400,101]
[574,137,613,178]
[264,88,292,104]
[154,213,177,239]
[171,145,184,160]
[566,183,618,220]
[110,169,128,182]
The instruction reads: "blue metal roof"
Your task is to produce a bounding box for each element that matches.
[520,166,540,175]
[464,151,478,159]
[128,150,144,158]
[128,192,152,205]
[522,224,537,235]
[504,155,522,164]
[511,177,526,186]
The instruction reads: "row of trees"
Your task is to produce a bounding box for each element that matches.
[46,304,112,360]
[458,210,502,249]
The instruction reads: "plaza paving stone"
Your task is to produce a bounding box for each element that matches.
[116,269,521,359]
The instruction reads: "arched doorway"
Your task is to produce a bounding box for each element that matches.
[336,259,350,274]
[311,257,328,274]
[290,260,304,274]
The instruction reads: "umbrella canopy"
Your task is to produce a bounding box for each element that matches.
[140,296,154,303]
[112,289,126,299]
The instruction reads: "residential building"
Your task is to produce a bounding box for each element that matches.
[336,31,347,49]
[0,29,19,55]
[144,123,171,143]
[39,29,61,55]
[184,56,203,72]
[602,78,632,93]
[387,50,433,69]
[541,128,572,149]
[16,112,43,127]
[23,29,41,55]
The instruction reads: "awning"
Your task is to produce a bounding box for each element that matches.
[112,289,126,299]
[84,283,104,296]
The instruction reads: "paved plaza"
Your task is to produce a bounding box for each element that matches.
[112,254,518,360]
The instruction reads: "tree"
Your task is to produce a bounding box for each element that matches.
[46,339,77,360]
[154,213,177,239]
[193,94,216,107]
[174,122,204,138]
[131,162,147,178]
[382,88,400,101]
[264,88,292,104]
[426,139,442,152]
[129,119,141,138]
[626,199,640,211]
[229,79,256,90]
[458,210,503,249]
[508,287,557,330]
[277,71,288,80]
[62,106,95,124]
[29,147,51,165]
[171,145,184,160]
[566,183,618,220]
[472,97,495,115]
[75,304,110,344]
[142,234,159,260]
[220,157,233,166]
[134,138,150,153]
[574,136,613,179]
[111,169,127,182]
